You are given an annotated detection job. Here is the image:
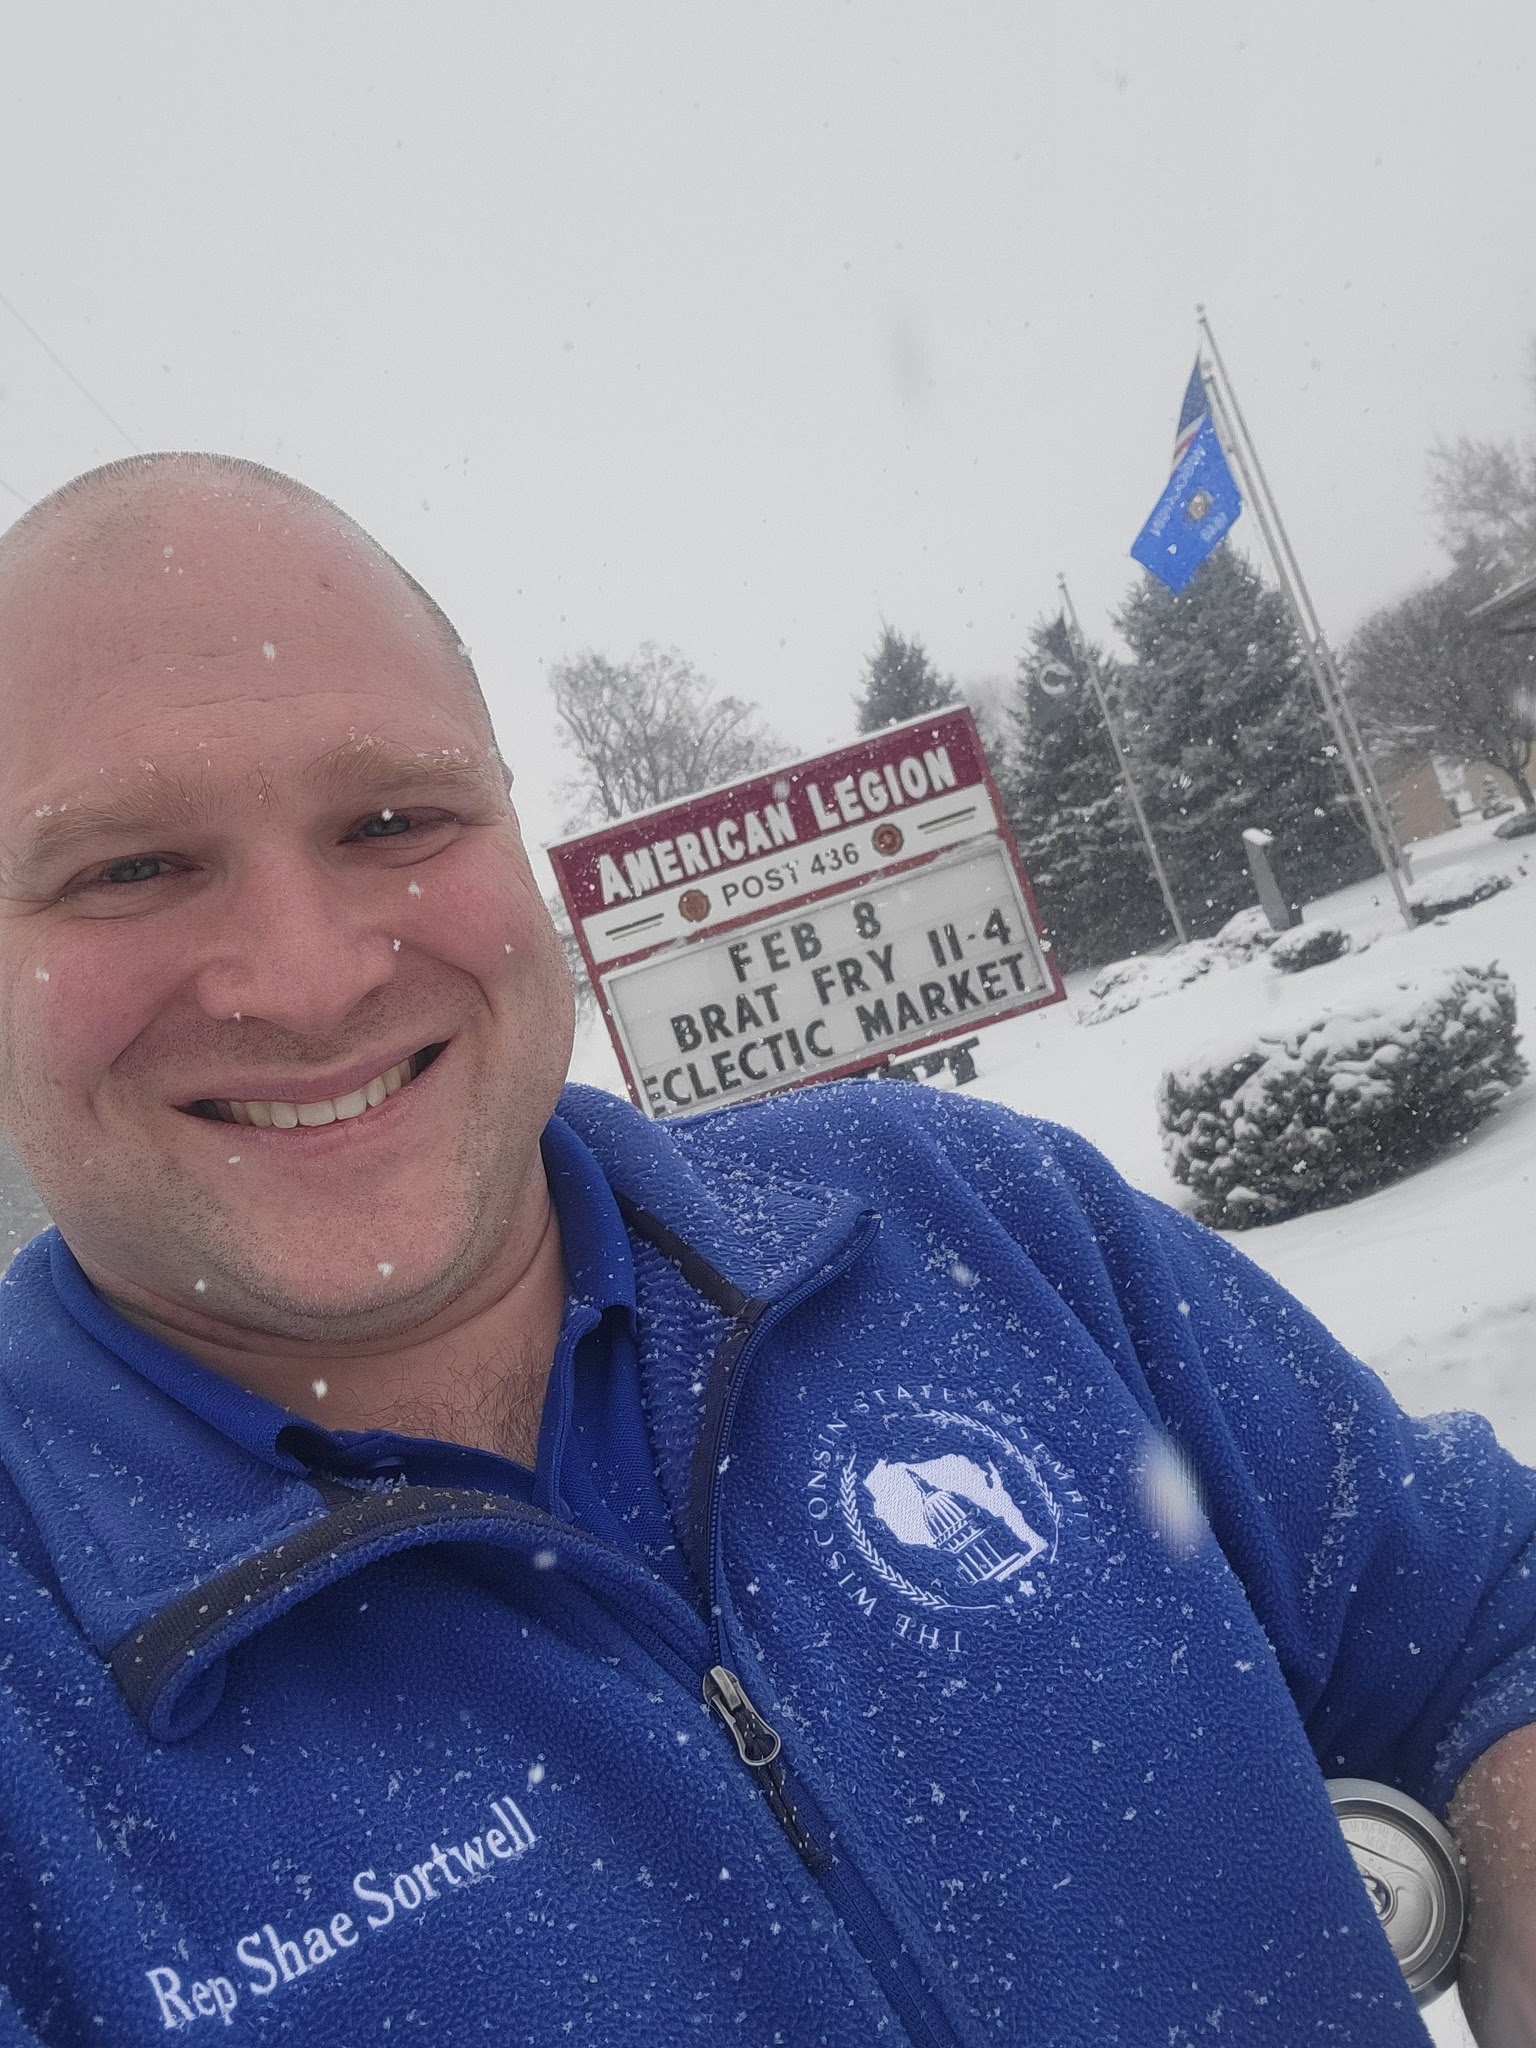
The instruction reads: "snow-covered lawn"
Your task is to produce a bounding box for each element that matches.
[573,812,1533,2048]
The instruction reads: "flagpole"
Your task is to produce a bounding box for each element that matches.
[1196,310,1409,880]
[1057,575,1190,947]
[1193,312,1416,932]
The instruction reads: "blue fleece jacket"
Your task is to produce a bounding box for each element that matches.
[0,1080,1532,2046]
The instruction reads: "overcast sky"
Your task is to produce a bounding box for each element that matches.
[3,1,1534,865]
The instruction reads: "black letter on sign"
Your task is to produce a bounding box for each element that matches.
[856,1000,893,1042]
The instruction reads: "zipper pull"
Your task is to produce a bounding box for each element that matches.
[703,1665,782,1768]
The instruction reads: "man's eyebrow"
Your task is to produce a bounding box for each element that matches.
[3,780,218,892]
[302,738,505,805]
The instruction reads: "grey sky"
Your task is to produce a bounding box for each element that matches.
[2,1,1534,863]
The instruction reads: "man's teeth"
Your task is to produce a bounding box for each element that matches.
[222,1059,413,1128]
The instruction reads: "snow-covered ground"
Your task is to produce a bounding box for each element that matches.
[573,813,1533,2048]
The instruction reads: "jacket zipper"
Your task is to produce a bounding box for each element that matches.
[696,1222,965,2048]
[703,1661,960,2048]
[702,1665,828,1870]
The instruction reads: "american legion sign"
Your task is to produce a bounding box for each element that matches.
[548,708,1065,1120]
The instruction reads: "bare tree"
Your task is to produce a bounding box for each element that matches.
[1347,571,1536,810]
[1428,338,1536,586]
[1353,340,1536,808]
[551,644,784,825]
[1428,437,1536,586]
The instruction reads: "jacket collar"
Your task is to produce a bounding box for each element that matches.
[553,1083,873,1306]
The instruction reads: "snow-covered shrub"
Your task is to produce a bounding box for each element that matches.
[1158,964,1526,1228]
[1268,923,1349,974]
[1407,869,1512,921]
[1078,945,1218,1026]
[1211,907,1280,962]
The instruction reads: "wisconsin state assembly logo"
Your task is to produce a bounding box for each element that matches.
[806,1383,1087,1655]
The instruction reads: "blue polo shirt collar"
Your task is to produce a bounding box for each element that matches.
[47,1115,637,1497]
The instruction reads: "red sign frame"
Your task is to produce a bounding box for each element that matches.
[547,707,1065,1116]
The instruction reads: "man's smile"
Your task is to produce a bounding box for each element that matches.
[181,1040,449,1130]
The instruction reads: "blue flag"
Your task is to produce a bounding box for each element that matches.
[1131,360,1242,593]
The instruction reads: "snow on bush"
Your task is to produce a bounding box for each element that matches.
[1158,963,1527,1228]
[1408,869,1513,921]
[1211,907,1280,961]
[1268,923,1349,974]
[1078,945,1219,1025]
[1078,908,1296,1025]
[1080,910,1304,1024]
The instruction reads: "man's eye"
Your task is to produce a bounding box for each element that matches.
[353,812,417,839]
[100,855,167,885]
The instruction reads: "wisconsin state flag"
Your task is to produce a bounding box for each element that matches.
[1131,361,1243,593]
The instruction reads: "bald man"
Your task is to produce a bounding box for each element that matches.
[0,456,1531,2047]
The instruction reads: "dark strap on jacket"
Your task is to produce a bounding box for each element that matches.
[613,1193,757,1319]
[109,1485,545,1730]
[615,1194,773,1593]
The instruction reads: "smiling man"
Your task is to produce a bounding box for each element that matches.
[0,463,573,1460]
[0,456,1533,2048]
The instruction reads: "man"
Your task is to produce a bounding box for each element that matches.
[0,454,1530,2046]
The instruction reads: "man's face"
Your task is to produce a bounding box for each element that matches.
[0,484,575,1340]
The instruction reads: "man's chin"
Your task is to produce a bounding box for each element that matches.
[199,1232,485,1345]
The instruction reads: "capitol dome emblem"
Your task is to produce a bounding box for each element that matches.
[807,1384,1087,1650]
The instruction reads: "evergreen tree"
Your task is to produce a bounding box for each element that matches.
[1115,546,1375,934]
[998,615,1171,971]
[854,625,955,732]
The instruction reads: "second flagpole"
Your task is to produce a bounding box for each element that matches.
[1057,575,1189,948]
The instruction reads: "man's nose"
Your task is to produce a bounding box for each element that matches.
[191,851,397,1037]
